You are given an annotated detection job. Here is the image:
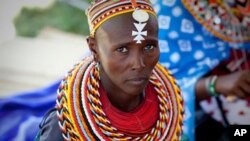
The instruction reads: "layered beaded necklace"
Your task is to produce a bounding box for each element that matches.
[56,56,184,141]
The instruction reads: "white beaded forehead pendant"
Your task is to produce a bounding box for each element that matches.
[132,7,149,44]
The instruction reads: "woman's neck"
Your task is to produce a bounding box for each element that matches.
[100,71,144,112]
[107,90,143,112]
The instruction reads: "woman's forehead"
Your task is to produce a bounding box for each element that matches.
[95,12,158,45]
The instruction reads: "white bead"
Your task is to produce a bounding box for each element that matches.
[132,9,149,22]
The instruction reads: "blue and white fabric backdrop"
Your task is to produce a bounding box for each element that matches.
[150,0,250,140]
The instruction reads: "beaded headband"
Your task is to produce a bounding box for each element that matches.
[86,0,156,39]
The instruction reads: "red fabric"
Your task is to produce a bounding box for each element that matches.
[210,49,250,75]
[99,83,159,136]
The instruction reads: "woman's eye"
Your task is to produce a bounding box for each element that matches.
[116,47,128,53]
[144,45,155,52]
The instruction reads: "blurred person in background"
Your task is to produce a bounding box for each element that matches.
[151,0,250,140]
[36,0,184,140]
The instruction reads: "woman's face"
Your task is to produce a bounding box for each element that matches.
[90,12,159,96]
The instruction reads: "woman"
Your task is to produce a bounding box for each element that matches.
[36,0,184,140]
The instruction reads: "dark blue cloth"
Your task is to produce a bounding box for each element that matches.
[36,108,64,141]
[0,80,60,141]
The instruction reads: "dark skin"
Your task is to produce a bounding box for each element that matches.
[196,70,250,101]
[87,12,159,112]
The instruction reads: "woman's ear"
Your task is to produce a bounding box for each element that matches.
[86,36,99,61]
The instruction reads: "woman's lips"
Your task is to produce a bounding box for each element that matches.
[126,77,148,85]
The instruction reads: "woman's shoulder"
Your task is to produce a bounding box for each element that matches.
[35,108,64,141]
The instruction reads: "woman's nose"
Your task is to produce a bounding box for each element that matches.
[131,53,146,71]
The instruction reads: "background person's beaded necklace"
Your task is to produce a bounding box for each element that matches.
[56,56,184,140]
[182,0,250,43]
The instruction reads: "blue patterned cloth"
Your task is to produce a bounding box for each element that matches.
[151,0,250,140]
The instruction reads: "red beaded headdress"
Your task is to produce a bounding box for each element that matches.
[86,0,156,37]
